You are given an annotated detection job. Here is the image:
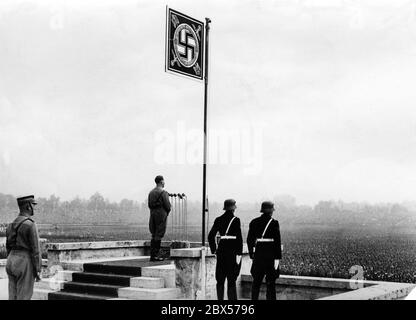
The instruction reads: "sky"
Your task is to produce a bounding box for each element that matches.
[1,0,416,205]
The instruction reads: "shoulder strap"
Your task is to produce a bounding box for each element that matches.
[150,190,165,208]
[9,218,32,246]
[225,217,237,235]
[261,218,273,239]
[15,218,32,232]
[156,190,164,202]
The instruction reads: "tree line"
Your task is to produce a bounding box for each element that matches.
[0,192,415,230]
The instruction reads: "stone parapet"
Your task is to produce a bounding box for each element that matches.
[241,274,376,290]
[46,240,147,251]
[239,273,416,300]
[46,240,190,276]
[170,245,250,300]
[47,241,147,275]
[319,282,416,300]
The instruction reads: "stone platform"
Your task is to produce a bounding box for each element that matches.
[2,240,415,300]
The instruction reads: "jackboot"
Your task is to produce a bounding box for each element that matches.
[216,282,225,300]
[150,239,157,260]
[150,240,165,261]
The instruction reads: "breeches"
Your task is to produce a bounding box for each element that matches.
[250,258,278,300]
[215,253,241,300]
[216,254,240,282]
[149,210,168,240]
[6,250,35,300]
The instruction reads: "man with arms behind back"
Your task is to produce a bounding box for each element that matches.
[247,201,282,300]
[148,175,171,261]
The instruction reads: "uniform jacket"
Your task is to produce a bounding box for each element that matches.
[148,187,171,215]
[208,211,243,256]
[247,213,282,260]
[6,215,42,274]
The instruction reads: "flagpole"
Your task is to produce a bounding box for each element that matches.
[202,17,211,247]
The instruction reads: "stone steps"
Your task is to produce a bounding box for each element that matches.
[130,276,165,289]
[141,264,176,288]
[34,257,179,300]
[58,256,151,272]
[72,272,132,286]
[82,263,142,277]
[118,287,181,300]
[47,287,181,300]
[82,259,171,276]
[62,281,122,297]
[48,291,111,300]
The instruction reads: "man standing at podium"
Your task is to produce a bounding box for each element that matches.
[148,175,171,261]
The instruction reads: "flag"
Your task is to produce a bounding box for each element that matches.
[166,8,204,80]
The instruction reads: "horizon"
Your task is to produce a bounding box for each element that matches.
[1,191,416,210]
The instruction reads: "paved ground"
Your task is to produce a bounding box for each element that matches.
[0,279,8,300]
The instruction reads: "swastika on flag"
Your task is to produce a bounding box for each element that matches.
[166,8,204,80]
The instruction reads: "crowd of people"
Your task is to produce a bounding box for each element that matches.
[280,232,416,283]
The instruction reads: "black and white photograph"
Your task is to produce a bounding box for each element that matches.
[1,0,416,305]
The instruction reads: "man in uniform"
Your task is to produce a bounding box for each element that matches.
[148,175,171,261]
[6,195,42,300]
[208,199,243,300]
[247,201,282,300]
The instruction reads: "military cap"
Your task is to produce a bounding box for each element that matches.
[17,195,37,206]
[260,201,275,213]
[223,199,237,210]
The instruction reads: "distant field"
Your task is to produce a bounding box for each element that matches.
[280,228,416,283]
[1,224,415,284]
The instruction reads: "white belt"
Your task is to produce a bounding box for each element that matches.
[220,235,237,240]
[256,238,274,242]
